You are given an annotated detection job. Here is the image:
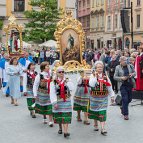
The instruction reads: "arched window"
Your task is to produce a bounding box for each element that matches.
[14,0,25,12]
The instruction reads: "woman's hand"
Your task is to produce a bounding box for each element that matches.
[54,104,58,110]
[121,76,128,81]
[111,97,115,104]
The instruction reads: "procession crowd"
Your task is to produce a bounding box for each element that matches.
[0,44,143,139]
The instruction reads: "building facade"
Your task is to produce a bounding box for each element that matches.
[58,0,77,18]
[105,0,125,49]
[90,0,105,49]
[1,0,31,43]
[0,0,6,17]
[124,0,143,49]
[77,0,91,48]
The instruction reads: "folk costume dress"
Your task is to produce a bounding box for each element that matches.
[33,71,52,115]
[73,76,90,112]
[50,78,73,124]
[6,64,23,99]
[26,70,37,111]
[89,74,114,122]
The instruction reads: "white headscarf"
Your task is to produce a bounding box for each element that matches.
[94,61,104,68]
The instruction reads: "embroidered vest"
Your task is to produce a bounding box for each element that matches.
[38,74,51,94]
[54,80,71,101]
[91,74,108,97]
[27,71,37,90]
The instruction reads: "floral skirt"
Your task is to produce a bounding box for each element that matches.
[53,112,72,124]
[88,110,107,122]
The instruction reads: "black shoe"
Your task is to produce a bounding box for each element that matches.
[101,130,107,136]
[58,129,63,134]
[115,91,118,94]
[64,133,70,138]
[124,116,129,120]
[32,114,36,118]
[6,94,9,97]
[66,133,70,137]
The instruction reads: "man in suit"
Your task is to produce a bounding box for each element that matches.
[114,56,136,120]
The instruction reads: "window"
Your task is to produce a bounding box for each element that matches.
[101,0,104,5]
[128,0,130,7]
[137,14,140,28]
[96,15,99,28]
[79,1,81,9]
[119,17,122,28]
[101,15,104,27]
[108,0,111,5]
[91,17,94,28]
[87,0,90,7]
[83,0,85,7]
[137,0,141,6]
[115,14,118,29]
[87,16,90,27]
[14,0,25,12]
[96,0,100,6]
[92,0,95,8]
[107,16,111,30]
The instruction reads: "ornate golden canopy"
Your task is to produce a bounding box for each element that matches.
[3,14,24,56]
[54,10,91,72]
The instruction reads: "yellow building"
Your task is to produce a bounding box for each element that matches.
[6,0,32,17]
[1,0,32,43]
[90,0,106,49]
[58,0,76,18]
[124,1,143,49]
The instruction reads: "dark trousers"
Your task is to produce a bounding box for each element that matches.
[110,76,118,92]
[47,57,50,63]
[120,84,132,116]
[40,58,44,63]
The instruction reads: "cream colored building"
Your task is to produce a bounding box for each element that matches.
[124,0,143,49]
[90,0,105,49]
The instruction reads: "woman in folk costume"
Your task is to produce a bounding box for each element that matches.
[33,62,53,126]
[6,57,23,106]
[26,63,37,118]
[50,66,74,138]
[73,69,90,125]
[89,61,114,136]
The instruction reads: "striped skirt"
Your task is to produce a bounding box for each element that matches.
[35,92,52,115]
[73,87,90,112]
[53,99,72,124]
[88,95,108,122]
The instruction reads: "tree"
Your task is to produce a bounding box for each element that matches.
[0,20,3,30]
[24,0,62,43]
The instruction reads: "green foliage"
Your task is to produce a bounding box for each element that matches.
[24,0,62,43]
[0,20,3,30]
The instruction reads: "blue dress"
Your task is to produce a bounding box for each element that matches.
[6,65,23,99]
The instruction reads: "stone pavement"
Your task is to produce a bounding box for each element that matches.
[0,73,143,143]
